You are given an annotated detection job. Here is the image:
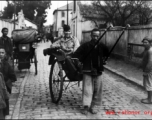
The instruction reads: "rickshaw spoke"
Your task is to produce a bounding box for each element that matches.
[68,82,79,88]
[64,82,70,91]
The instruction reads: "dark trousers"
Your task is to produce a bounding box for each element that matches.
[0,109,5,119]
[3,99,9,116]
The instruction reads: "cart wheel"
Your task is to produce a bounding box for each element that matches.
[49,59,63,104]
[34,52,38,75]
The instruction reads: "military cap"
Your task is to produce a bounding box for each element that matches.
[63,25,71,33]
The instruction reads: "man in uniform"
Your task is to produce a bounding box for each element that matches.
[43,25,80,64]
[50,25,80,55]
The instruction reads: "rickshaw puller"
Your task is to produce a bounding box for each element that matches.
[72,28,109,114]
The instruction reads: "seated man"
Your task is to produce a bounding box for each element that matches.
[43,25,80,64]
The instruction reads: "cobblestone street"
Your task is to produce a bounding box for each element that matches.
[6,42,152,119]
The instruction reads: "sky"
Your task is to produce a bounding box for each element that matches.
[0,1,91,26]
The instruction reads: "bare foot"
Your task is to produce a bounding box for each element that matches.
[141,98,152,104]
[90,105,98,114]
[81,106,89,115]
[90,108,98,114]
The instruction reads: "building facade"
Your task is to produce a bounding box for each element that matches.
[0,10,38,37]
[18,10,37,29]
[70,1,98,44]
[24,18,37,29]
[53,2,73,33]
[53,1,104,43]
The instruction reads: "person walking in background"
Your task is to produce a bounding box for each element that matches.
[46,29,54,43]
[0,28,13,61]
[72,28,109,114]
[134,37,152,104]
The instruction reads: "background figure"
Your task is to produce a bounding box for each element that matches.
[133,37,152,104]
[73,28,109,114]
[0,72,9,120]
[0,28,13,61]
[46,29,54,43]
[0,46,17,116]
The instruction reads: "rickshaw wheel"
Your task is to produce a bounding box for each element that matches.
[49,59,63,104]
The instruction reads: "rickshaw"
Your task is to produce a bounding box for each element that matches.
[44,24,130,104]
[12,28,38,75]
[43,48,83,103]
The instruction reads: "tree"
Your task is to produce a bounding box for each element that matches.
[1,1,51,28]
[80,0,152,27]
[136,2,152,25]
[79,4,101,28]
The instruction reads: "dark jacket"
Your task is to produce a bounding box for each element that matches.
[0,60,17,93]
[73,40,109,75]
[0,36,13,57]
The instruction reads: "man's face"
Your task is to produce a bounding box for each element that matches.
[64,31,71,38]
[0,49,6,60]
[91,31,100,42]
[142,40,151,49]
[2,29,8,36]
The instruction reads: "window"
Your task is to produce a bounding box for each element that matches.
[61,11,65,17]
[61,20,65,27]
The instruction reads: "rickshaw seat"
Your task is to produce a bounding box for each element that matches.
[50,49,83,81]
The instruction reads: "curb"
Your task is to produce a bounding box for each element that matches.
[11,71,29,119]
[104,66,145,91]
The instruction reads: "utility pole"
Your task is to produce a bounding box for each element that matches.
[14,0,16,30]
[67,0,68,25]
[56,9,58,32]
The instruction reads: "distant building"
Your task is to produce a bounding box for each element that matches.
[52,1,108,42]
[70,1,107,43]
[17,10,38,29]
[0,10,38,37]
[24,18,37,29]
[53,2,73,32]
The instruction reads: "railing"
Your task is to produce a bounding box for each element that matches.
[127,43,144,60]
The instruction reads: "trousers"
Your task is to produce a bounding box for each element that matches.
[143,71,152,91]
[82,74,103,107]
